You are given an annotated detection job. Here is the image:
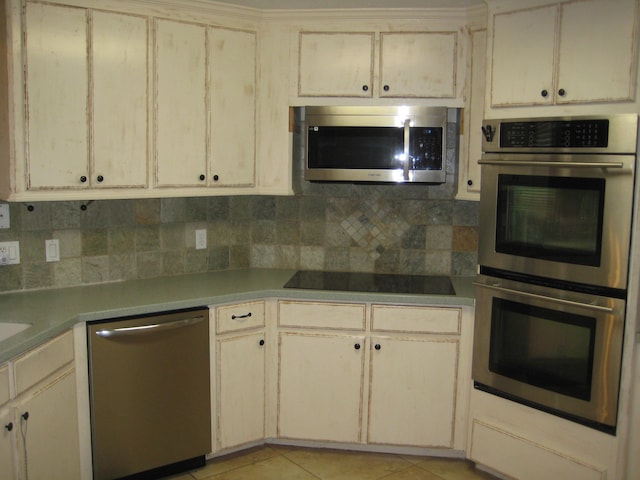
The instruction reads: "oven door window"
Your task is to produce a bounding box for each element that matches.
[307,126,442,170]
[489,298,596,401]
[496,175,605,266]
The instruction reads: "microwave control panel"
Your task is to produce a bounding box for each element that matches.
[500,119,609,148]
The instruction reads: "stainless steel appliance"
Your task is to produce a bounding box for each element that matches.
[473,114,638,434]
[87,308,211,480]
[305,106,447,183]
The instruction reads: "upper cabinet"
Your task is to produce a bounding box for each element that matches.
[296,29,458,101]
[0,0,264,202]
[489,0,639,108]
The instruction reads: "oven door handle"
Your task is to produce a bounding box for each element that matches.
[403,118,411,181]
[477,159,625,169]
[472,281,615,313]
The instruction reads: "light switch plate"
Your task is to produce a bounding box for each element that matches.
[0,204,9,229]
[46,239,60,262]
[195,229,207,250]
[0,241,20,265]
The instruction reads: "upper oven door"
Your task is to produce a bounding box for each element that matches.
[478,154,635,291]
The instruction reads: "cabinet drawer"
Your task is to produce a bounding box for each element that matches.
[371,305,460,334]
[278,301,365,330]
[13,331,74,396]
[0,364,9,406]
[216,301,265,333]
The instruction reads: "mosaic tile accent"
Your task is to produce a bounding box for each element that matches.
[340,193,411,260]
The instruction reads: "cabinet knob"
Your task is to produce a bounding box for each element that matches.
[199,174,205,181]
[354,343,361,350]
[259,339,265,346]
[540,89,548,98]
[362,85,369,92]
[213,175,219,182]
[383,85,390,92]
[375,343,381,350]
[21,412,29,421]
[80,175,87,183]
[558,88,566,97]
[4,422,12,432]
[96,175,104,183]
[467,179,473,186]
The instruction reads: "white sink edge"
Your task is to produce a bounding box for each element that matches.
[0,322,32,343]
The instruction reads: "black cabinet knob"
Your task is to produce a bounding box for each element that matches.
[199,174,205,181]
[80,176,87,183]
[96,175,104,183]
[383,85,390,91]
[467,179,473,186]
[21,412,29,421]
[354,343,361,350]
[213,175,219,182]
[541,89,548,98]
[4,422,13,432]
[259,339,265,346]
[362,85,368,92]
[558,88,566,97]
[375,344,381,350]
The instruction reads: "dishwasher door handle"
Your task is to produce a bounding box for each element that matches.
[95,316,205,338]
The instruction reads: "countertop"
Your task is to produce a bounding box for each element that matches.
[0,269,476,363]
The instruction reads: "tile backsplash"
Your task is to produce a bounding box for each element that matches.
[0,111,477,293]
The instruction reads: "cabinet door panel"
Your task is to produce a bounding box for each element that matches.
[217,332,265,449]
[278,332,364,442]
[368,337,458,447]
[298,32,374,97]
[557,0,638,103]
[155,20,207,187]
[16,369,80,480]
[209,28,256,187]
[0,408,16,480]
[25,3,88,189]
[379,32,456,98]
[92,12,148,188]
[490,5,557,107]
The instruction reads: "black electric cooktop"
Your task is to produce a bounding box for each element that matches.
[283,271,455,295]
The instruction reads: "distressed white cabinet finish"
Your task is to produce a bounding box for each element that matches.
[214,301,265,451]
[24,3,148,190]
[297,30,457,99]
[489,0,639,108]
[379,32,456,98]
[0,364,15,479]
[155,22,256,188]
[368,336,458,447]
[298,32,374,97]
[154,19,208,188]
[0,332,81,480]
[278,331,366,443]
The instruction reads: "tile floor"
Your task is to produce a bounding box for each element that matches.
[167,445,500,480]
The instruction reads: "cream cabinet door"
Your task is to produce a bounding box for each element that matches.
[379,32,456,98]
[278,332,365,443]
[0,408,16,480]
[489,5,557,107]
[209,28,256,187]
[92,11,148,188]
[298,32,374,97]
[25,3,89,189]
[556,0,638,104]
[367,337,458,447]
[217,331,265,450]
[154,19,207,187]
[15,369,80,480]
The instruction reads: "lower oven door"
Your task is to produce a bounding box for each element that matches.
[472,274,625,432]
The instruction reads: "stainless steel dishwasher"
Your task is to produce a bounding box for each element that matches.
[87,307,211,480]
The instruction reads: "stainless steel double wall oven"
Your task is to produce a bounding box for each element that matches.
[473,114,638,433]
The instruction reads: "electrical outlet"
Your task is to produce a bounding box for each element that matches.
[195,229,207,250]
[0,241,20,265]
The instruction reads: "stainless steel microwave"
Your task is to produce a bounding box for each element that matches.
[304,106,447,183]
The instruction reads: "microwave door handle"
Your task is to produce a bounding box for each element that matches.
[403,119,411,181]
[473,281,615,313]
[477,159,625,169]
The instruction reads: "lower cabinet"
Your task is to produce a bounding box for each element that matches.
[214,301,266,451]
[278,332,366,443]
[0,331,81,480]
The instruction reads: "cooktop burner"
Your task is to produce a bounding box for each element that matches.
[283,271,455,295]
